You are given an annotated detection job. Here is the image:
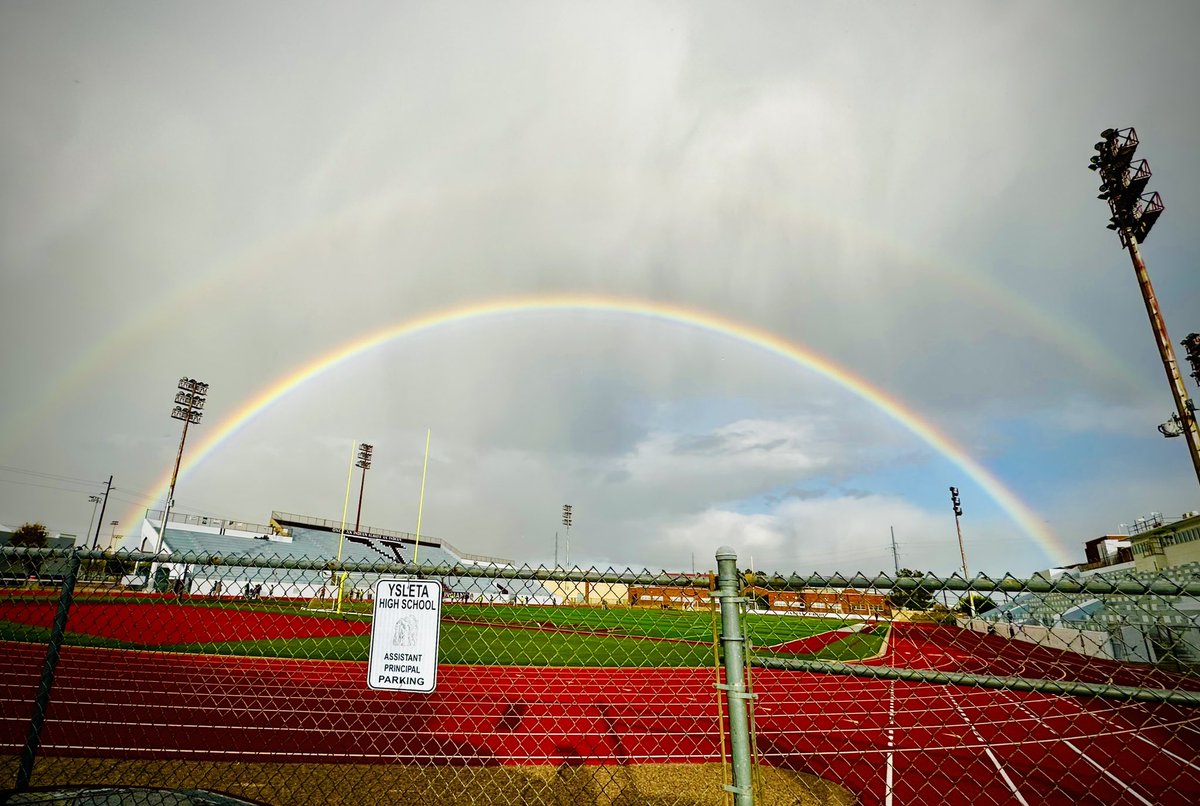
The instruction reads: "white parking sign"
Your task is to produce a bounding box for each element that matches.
[367,578,442,692]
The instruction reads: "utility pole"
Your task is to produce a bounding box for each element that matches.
[354,443,373,532]
[91,476,112,550]
[889,526,900,576]
[1091,128,1200,490]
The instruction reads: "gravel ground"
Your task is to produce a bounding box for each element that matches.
[2,758,856,805]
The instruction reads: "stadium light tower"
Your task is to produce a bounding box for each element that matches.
[949,487,968,579]
[153,378,209,562]
[354,443,373,532]
[949,487,974,617]
[562,504,573,568]
[1091,128,1200,490]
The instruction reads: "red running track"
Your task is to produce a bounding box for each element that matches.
[0,600,371,645]
[1,618,1198,803]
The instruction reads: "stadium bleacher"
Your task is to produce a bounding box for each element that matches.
[144,518,552,603]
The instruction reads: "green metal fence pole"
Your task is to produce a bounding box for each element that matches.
[16,548,82,790]
[715,546,754,806]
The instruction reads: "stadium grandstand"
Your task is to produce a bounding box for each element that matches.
[970,512,1200,670]
[115,509,555,605]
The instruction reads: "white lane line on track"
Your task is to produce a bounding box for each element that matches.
[997,690,1157,806]
[1131,731,1200,773]
[951,701,1028,806]
[884,629,897,806]
[886,680,895,806]
[1062,740,1154,806]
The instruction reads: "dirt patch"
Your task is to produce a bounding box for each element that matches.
[1,758,856,806]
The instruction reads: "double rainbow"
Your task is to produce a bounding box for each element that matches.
[122,294,1067,565]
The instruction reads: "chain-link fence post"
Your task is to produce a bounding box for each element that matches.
[16,547,82,790]
[715,546,754,806]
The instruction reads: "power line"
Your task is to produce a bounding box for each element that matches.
[0,464,107,486]
[0,478,106,495]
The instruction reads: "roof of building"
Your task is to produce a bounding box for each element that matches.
[153,522,549,599]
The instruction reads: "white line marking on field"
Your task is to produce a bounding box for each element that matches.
[952,701,1028,806]
[885,682,895,806]
[1132,731,1200,772]
[1062,740,1153,805]
[997,687,1181,803]
[884,636,896,806]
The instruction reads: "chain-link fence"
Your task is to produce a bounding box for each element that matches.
[1,545,1198,805]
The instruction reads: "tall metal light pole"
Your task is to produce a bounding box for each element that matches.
[85,495,101,548]
[109,520,119,549]
[949,487,973,617]
[949,487,968,579]
[1091,128,1200,489]
[561,504,573,569]
[153,378,208,565]
[354,443,373,532]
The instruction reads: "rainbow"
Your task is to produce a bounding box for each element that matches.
[121,293,1068,565]
[0,199,1141,461]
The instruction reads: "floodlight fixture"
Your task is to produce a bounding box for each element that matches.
[178,378,209,395]
[356,443,374,470]
[1182,333,1200,386]
[354,442,374,531]
[1159,415,1185,439]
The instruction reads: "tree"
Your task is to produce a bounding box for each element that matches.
[956,593,997,616]
[8,522,50,580]
[885,569,935,611]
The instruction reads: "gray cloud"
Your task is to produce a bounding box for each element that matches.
[2,2,1199,574]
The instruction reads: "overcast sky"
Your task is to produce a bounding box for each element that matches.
[2,1,1199,577]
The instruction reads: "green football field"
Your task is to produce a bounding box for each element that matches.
[0,592,883,666]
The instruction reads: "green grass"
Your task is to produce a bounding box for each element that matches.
[0,622,148,652]
[0,622,52,644]
[444,603,841,644]
[0,597,863,667]
[166,635,371,661]
[809,633,885,661]
[743,614,855,646]
[168,623,715,667]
